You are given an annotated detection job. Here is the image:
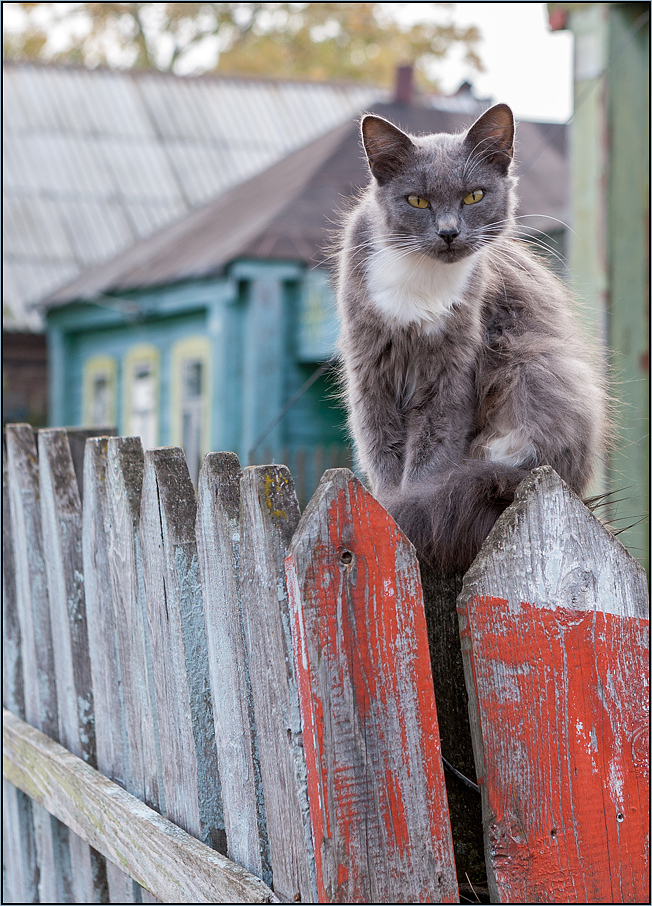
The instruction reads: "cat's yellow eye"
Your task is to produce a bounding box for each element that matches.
[407,194,430,209]
[463,189,484,205]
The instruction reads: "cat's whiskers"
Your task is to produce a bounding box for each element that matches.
[513,212,575,236]
[467,224,568,269]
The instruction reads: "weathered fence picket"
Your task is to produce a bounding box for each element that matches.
[3,425,649,905]
[239,465,317,903]
[3,444,39,904]
[285,469,458,903]
[6,424,74,903]
[84,436,149,903]
[83,436,134,904]
[196,453,271,884]
[38,428,108,902]
[139,447,226,853]
[458,466,650,904]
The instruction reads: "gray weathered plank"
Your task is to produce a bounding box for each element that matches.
[66,426,116,500]
[5,423,73,903]
[2,443,38,904]
[3,709,279,904]
[104,437,163,816]
[196,453,271,884]
[105,437,166,904]
[285,468,459,903]
[83,436,140,904]
[39,427,108,903]
[239,465,316,903]
[139,446,226,852]
[458,466,650,903]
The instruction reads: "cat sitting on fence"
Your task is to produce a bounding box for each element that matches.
[336,103,607,573]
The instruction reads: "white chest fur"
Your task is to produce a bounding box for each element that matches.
[365,241,479,333]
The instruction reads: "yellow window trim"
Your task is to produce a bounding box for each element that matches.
[123,344,160,444]
[82,355,118,428]
[170,336,212,455]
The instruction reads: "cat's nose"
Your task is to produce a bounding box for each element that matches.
[438,228,460,246]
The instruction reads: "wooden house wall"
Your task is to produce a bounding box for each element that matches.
[45,262,349,483]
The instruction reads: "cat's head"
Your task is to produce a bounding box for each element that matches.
[361,104,516,263]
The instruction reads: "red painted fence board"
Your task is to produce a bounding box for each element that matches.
[458,467,649,904]
[285,469,458,903]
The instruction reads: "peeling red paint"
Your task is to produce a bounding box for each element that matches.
[286,476,458,902]
[461,593,650,903]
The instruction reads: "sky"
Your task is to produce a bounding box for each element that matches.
[396,2,574,122]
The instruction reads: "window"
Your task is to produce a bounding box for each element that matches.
[82,355,117,428]
[171,338,211,485]
[124,345,160,450]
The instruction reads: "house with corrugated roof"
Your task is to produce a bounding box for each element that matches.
[2,61,384,427]
[36,98,569,499]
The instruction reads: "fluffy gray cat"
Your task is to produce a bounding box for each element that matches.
[336,103,606,573]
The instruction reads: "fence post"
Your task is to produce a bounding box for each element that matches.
[139,446,226,853]
[285,468,458,903]
[3,442,39,904]
[38,428,109,902]
[5,424,74,903]
[239,465,317,903]
[458,466,650,903]
[196,453,271,884]
[419,565,486,895]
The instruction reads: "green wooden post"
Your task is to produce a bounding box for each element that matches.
[605,3,649,576]
[46,324,67,428]
[560,1,649,574]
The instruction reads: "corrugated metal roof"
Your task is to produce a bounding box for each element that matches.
[43,103,568,306]
[3,61,385,329]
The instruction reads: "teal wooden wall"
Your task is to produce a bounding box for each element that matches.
[46,262,350,499]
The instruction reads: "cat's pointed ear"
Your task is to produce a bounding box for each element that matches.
[361,115,415,184]
[464,103,514,174]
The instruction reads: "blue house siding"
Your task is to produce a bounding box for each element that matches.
[45,261,349,496]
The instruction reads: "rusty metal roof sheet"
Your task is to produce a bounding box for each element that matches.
[3,61,385,329]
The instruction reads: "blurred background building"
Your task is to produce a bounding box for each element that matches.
[2,2,648,570]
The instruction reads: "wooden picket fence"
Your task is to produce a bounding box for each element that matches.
[2,424,649,905]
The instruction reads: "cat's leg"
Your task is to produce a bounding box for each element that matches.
[469,353,601,497]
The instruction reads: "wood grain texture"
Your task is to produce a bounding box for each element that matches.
[458,466,650,903]
[105,437,163,818]
[3,709,279,904]
[286,468,459,904]
[5,423,73,903]
[196,453,271,883]
[83,436,141,903]
[239,465,317,903]
[2,444,39,904]
[139,447,226,853]
[38,428,108,903]
[106,437,165,903]
[66,427,116,501]
[83,437,127,790]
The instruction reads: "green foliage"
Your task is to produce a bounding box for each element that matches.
[3,2,482,88]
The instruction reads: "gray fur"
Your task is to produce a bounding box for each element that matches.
[336,104,607,573]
